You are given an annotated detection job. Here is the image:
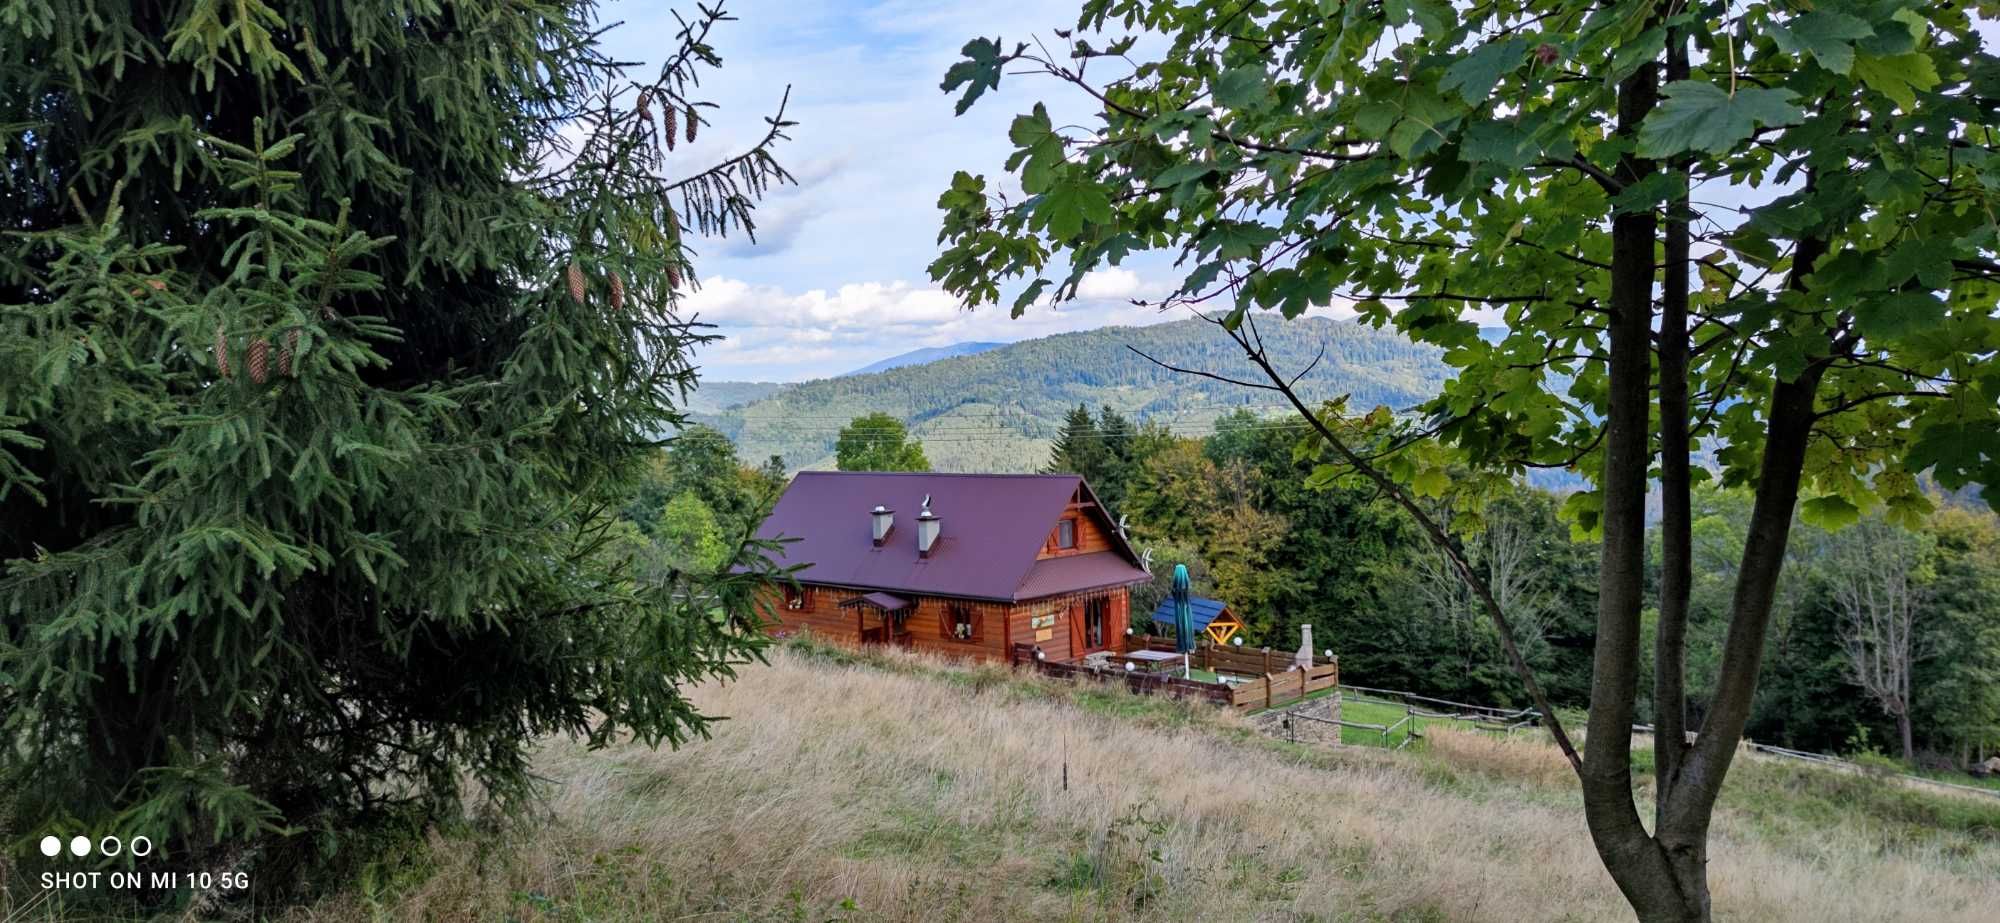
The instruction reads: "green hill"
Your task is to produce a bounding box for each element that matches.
[693,316,1453,471]
[680,380,786,415]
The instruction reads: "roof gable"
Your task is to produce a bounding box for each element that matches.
[754,471,1148,601]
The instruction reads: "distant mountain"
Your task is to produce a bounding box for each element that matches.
[696,317,1458,473]
[681,380,787,415]
[841,341,1007,377]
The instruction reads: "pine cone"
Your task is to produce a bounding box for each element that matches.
[637,88,652,120]
[566,261,586,305]
[664,206,679,239]
[214,325,231,379]
[663,106,677,151]
[666,263,681,291]
[609,271,626,312]
[247,338,270,384]
[685,104,697,143]
[278,329,299,377]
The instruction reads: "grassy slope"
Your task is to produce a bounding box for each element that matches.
[284,642,2000,923]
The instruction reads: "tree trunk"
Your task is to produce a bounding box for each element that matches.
[1899,711,1916,764]
[1654,24,1694,813]
[1582,46,1703,923]
[1644,235,1831,923]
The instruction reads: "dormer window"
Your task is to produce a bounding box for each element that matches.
[1056,518,1077,549]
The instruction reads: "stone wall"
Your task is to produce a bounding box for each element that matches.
[1252,692,1343,747]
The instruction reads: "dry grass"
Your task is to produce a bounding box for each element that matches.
[293,645,2000,923]
[1422,726,1579,791]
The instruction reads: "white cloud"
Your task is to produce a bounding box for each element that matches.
[682,277,963,330]
[684,273,1209,380]
[599,0,1107,291]
[590,3,1406,383]
[1075,268,1147,300]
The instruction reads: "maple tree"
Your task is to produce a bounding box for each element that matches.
[932,0,1999,918]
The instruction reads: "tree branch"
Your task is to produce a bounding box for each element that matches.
[1188,317,1585,774]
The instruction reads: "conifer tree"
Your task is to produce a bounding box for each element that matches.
[1,0,794,900]
[1095,405,1138,511]
[1046,403,1105,475]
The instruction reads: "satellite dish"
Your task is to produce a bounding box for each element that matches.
[1140,547,1154,573]
[1116,512,1129,536]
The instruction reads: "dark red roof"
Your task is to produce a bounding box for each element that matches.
[753,472,1151,602]
[1015,552,1153,599]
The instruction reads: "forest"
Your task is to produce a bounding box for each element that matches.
[635,405,2000,772]
[692,315,1459,471]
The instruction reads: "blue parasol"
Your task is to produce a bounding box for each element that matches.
[1172,564,1194,655]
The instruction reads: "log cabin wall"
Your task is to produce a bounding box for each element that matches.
[1005,588,1132,661]
[763,585,1013,660]
[761,584,857,643]
[767,584,1134,664]
[1006,595,1073,661]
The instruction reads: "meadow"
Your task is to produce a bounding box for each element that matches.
[278,642,2000,923]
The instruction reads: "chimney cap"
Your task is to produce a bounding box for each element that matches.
[917,508,939,521]
[871,504,892,513]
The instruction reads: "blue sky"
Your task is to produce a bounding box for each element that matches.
[599,0,1193,381]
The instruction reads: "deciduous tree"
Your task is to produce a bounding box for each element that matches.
[1828,517,1937,761]
[835,412,931,472]
[932,1,1999,918]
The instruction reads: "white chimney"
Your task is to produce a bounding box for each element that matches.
[870,505,895,546]
[916,497,941,558]
[1295,624,1315,671]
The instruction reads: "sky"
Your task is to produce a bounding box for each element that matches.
[598,0,1208,382]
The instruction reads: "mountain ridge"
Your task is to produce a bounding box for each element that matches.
[691,316,1454,472]
[841,341,1006,377]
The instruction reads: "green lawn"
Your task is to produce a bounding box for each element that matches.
[1334,695,1499,748]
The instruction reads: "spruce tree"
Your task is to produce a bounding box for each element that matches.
[1095,405,1137,512]
[1,0,793,901]
[1045,403,1103,476]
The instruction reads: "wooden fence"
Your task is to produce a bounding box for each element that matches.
[1229,661,1340,710]
[1281,707,1419,750]
[1013,642,1338,712]
[1012,644,1236,705]
[1134,636,1332,675]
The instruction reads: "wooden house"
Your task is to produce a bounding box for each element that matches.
[752,471,1152,662]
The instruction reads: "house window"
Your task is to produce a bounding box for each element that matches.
[783,585,812,610]
[1084,598,1107,648]
[1056,518,1077,549]
[946,601,979,641]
